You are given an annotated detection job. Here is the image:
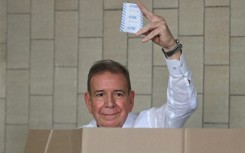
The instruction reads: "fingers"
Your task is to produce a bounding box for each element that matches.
[141,28,161,43]
[136,1,154,20]
[135,24,153,37]
[136,21,162,36]
[135,2,174,47]
[136,22,163,42]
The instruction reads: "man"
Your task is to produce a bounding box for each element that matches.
[82,2,197,128]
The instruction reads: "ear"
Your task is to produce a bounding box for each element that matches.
[84,92,93,114]
[128,90,135,112]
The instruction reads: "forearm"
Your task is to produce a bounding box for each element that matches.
[135,1,197,128]
[164,54,197,128]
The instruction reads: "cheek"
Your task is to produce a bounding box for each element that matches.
[116,101,131,112]
[91,101,104,112]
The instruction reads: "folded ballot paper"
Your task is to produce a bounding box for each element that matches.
[120,3,144,33]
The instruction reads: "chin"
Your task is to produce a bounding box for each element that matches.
[100,122,123,128]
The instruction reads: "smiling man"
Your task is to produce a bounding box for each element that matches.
[81,2,197,128]
[84,61,135,127]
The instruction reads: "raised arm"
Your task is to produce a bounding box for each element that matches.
[135,1,197,128]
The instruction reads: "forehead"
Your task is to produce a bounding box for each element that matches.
[91,71,127,83]
[90,71,128,89]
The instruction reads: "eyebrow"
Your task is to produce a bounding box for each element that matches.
[93,89,126,94]
[93,90,104,94]
[114,90,126,93]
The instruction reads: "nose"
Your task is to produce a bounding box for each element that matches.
[105,94,115,108]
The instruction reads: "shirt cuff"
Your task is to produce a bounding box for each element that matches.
[165,54,190,77]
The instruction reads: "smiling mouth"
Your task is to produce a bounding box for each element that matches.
[102,113,119,119]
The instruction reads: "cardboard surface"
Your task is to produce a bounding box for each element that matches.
[24,128,245,153]
[185,129,245,153]
[24,130,82,153]
[82,128,183,153]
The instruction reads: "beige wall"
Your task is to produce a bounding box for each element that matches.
[1,0,245,152]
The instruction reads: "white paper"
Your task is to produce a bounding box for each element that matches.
[120,3,143,33]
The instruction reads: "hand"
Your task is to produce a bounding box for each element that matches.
[135,1,177,51]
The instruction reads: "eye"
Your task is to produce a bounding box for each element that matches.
[96,92,104,97]
[94,92,105,101]
[114,92,125,98]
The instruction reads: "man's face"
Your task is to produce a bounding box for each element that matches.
[84,71,135,127]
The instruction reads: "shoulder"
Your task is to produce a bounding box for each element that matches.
[79,119,97,128]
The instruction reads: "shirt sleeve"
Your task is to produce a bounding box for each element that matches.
[163,54,197,128]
